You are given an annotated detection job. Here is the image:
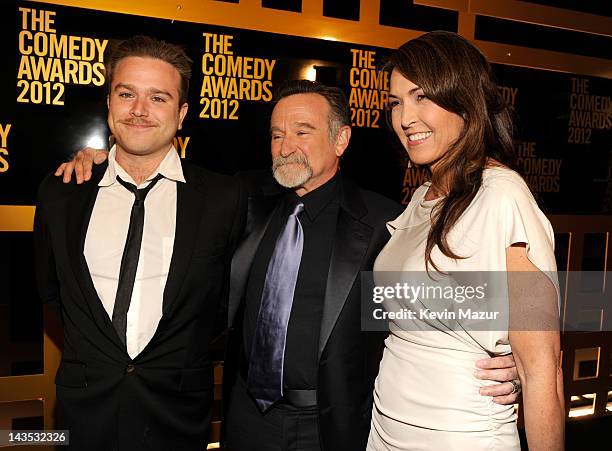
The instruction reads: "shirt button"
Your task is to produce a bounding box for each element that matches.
[126,364,135,373]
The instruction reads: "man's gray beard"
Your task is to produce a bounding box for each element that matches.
[272,155,313,188]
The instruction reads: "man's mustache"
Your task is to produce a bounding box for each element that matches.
[272,154,310,171]
[120,119,156,126]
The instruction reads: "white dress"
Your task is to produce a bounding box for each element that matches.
[367,167,558,450]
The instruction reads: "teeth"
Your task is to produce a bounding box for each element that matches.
[408,131,432,141]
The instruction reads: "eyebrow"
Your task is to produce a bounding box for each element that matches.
[389,86,422,98]
[114,83,174,98]
[270,122,317,134]
[294,121,316,130]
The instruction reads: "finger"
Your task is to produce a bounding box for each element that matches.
[79,148,95,180]
[475,355,515,369]
[54,162,66,176]
[479,381,514,397]
[74,151,85,184]
[474,368,516,381]
[81,149,97,181]
[62,161,76,184]
[492,393,519,405]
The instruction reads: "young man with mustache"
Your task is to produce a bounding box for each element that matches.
[35,36,245,450]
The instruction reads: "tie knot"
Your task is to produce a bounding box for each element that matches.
[290,201,304,217]
[117,174,164,203]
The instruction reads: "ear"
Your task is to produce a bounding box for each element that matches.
[334,125,351,157]
[106,94,110,109]
[177,103,189,130]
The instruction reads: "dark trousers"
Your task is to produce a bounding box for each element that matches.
[225,377,321,451]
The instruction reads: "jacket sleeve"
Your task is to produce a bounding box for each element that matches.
[211,177,247,349]
[33,181,62,321]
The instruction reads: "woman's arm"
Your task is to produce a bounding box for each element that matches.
[507,243,564,451]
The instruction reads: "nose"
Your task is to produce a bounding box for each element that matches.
[400,103,416,130]
[130,96,148,117]
[279,135,296,157]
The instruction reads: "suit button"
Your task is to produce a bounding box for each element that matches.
[126,364,135,373]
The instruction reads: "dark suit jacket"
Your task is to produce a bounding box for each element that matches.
[224,174,402,451]
[35,160,245,451]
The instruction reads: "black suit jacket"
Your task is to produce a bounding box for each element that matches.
[224,174,402,451]
[35,160,245,451]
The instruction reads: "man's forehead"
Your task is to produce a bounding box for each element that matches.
[112,57,181,87]
[114,56,171,73]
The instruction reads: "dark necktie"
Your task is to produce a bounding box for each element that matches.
[112,173,164,347]
[247,201,305,411]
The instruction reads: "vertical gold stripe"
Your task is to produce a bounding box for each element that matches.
[458,12,476,40]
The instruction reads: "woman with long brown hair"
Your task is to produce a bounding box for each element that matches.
[368,31,564,450]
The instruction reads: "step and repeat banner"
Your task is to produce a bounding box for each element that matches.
[1,0,611,213]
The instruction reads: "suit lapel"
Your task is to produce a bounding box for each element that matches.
[228,194,280,326]
[162,163,207,316]
[66,163,124,348]
[226,175,374,355]
[318,178,372,357]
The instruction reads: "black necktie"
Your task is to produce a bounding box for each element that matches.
[112,173,164,347]
[247,201,304,411]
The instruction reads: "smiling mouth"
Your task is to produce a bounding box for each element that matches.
[407,131,432,143]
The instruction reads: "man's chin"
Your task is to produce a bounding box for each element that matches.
[114,139,169,156]
[116,146,155,156]
[273,168,311,189]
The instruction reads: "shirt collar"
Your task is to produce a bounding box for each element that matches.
[99,145,186,188]
[288,171,339,221]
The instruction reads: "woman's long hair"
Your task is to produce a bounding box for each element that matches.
[386,31,517,272]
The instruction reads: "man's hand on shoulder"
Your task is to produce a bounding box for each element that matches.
[54,147,109,184]
[475,354,520,405]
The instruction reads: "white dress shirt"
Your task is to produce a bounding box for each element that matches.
[84,146,185,359]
